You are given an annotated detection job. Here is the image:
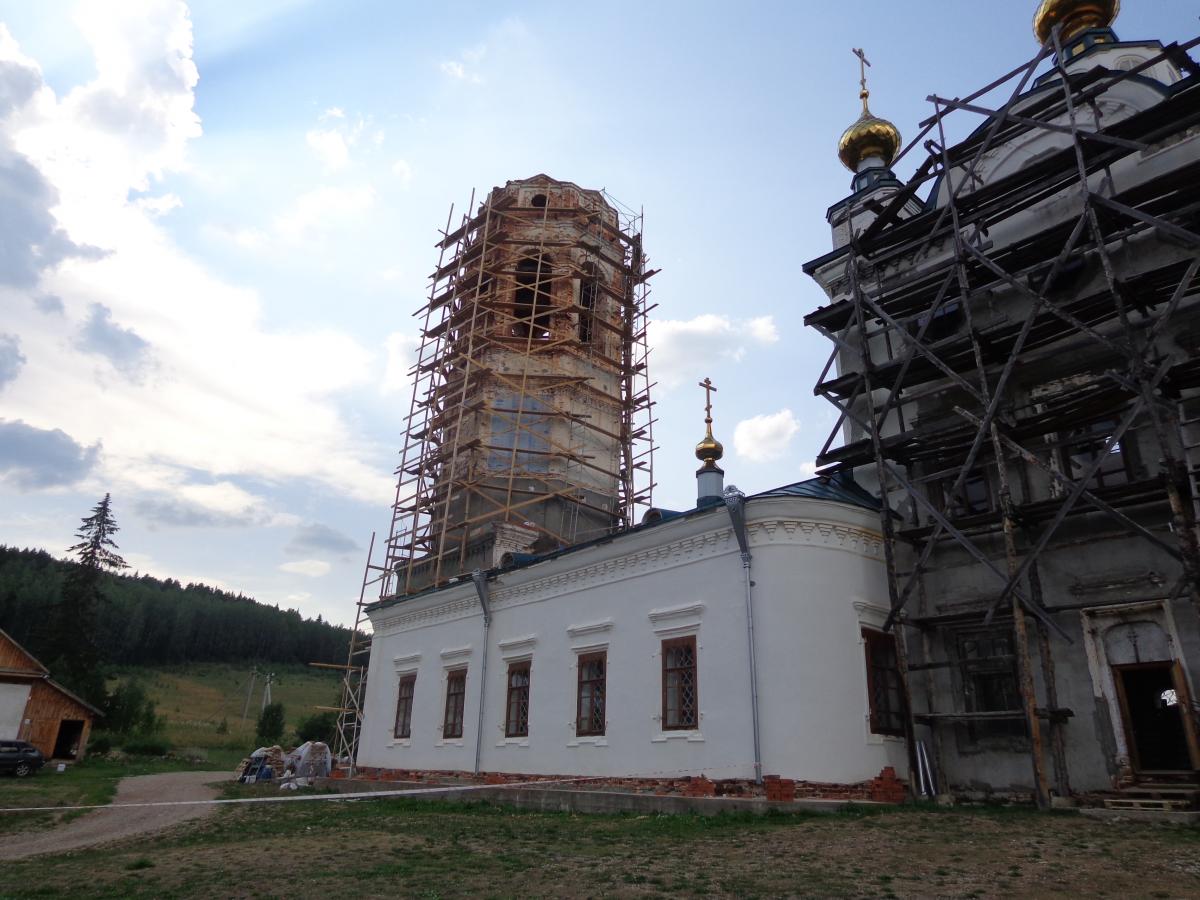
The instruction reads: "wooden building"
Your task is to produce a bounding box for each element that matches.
[0,628,100,760]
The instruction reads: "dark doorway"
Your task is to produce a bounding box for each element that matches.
[52,719,85,760]
[1114,663,1192,773]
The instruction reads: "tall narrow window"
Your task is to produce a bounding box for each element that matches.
[576,652,606,736]
[513,256,553,339]
[505,661,531,737]
[394,674,416,739]
[957,630,1025,740]
[443,668,466,739]
[862,629,905,736]
[662,636,698,730]
[578,265,597,344]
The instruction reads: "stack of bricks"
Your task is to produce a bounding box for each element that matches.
[763,775,797,802]
[867,766,908,804]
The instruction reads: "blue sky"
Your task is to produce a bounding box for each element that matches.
[0,1,1195,626]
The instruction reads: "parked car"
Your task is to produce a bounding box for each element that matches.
[0,740,45,777]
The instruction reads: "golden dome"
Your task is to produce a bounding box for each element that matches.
[1033,0,1119,45]
[838,107,902,172]
[695,428,724,464]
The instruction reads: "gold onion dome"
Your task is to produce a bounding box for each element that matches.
[1033,0,1120,45]
[695,429,724,464]
[838,107,902,172]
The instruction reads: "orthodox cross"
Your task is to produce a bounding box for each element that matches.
[853,47,871,108]
[699,377,717,427]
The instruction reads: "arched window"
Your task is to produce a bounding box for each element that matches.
[530,193,547,208]
[578,264,597,345]
[513,256,553,339]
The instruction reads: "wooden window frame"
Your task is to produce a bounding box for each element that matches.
[661,635,698,731]
[862,628,906,737]
[505,660,531,738]
[442,668,467,739]
[575,652,606,737]
[393,673,416,739]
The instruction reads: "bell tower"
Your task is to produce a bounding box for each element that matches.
[384,175,655,594]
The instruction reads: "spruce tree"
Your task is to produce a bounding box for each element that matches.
[50,493,128,702]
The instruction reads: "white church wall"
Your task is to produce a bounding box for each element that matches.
[360,495,905,786]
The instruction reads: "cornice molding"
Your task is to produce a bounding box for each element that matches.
[370,516,884,637]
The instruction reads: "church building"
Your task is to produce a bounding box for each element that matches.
[354,1,1200,803]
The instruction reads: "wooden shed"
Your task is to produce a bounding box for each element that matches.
[0,628,101,760]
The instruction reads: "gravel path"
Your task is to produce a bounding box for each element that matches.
[0,771,222,861]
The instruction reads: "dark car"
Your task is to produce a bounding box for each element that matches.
[0,740,45,777]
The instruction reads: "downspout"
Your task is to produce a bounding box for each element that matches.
[724,485,763,784]
[470,569,492,776]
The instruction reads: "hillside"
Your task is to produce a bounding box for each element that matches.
[0,545,353,668]
[116,663,343,755]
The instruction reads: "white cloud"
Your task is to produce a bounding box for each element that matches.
[798,460,819,479]
[279,559,331,578]
[305,127,349,171]
[136,193,182,216]
[648,313,780,390]
[734,409,800,463]
[392,158,412,189]
[747,316,779,344]
[274,184,375,243]
[381,331,420,396]
[0,11,391,510]
[439,60,466,79]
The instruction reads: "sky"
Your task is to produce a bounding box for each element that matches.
[0,1,1195,627]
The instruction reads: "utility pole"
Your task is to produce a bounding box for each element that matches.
[261,672,277,711]
[241,667,259,721]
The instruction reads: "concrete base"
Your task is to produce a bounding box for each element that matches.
[1080,807,1200,826]
[314,778,883,817]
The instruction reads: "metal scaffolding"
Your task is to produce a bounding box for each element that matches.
[806,30,1200,807]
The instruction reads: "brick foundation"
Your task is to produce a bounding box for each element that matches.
[336,765,909,803]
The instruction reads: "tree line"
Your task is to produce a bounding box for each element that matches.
[0,544,354,677]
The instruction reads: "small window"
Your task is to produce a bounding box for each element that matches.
[443,668,467,739]
[941,468,992,517]
[662,636,698,730]
[1062,419,1131,489]
[394,674,416,739]
[576,652,606,736]
[505,661,531,737]
[530,193,547,208]
[862,629,906,736]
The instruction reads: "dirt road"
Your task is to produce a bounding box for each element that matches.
[0,771,222,860]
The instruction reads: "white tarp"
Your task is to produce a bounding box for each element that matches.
[283,741,331,778]
[0,683,32,740]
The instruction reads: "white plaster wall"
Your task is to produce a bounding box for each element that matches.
[359,495,907,785]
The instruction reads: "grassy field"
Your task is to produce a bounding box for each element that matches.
[109,663,342,755]
[1,790,1199,898]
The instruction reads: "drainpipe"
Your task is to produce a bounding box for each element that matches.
[470,569,492,776]
[724,485,763,784]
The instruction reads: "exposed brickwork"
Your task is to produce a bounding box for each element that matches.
[868,766,908,804]
[333,765,903,802]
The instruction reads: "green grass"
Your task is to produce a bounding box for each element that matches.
[107,662,341,754]
[3,791,1199,898]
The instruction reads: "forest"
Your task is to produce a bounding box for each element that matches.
[0,545,352,668]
